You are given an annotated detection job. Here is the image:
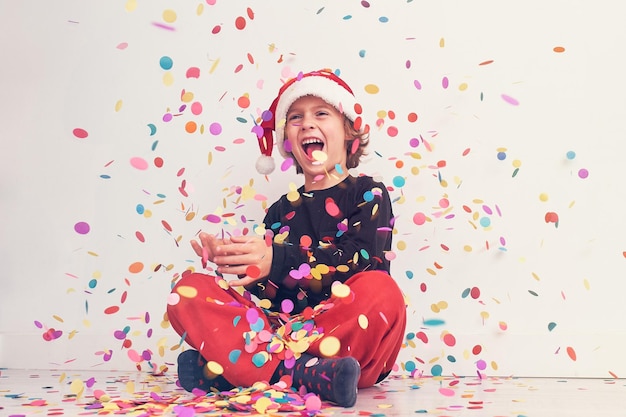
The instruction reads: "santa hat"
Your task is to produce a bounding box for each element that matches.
[255,69,361,175]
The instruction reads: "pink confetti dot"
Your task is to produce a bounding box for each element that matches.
[74,221,90,234]
[130,157,149,170]
[501,94,519,106]
[191,102,203,115]
[439,387,455,397]
[413,212,426,225]
[578,168,589,179]
[73,128,88,139]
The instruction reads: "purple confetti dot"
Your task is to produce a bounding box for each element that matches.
[209,122,222,135]
[74,221,90,234]
[578,168,589,179]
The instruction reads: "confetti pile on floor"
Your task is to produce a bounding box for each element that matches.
[3,368,626,416]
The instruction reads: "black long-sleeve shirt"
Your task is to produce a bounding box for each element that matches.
[250,175,394,313]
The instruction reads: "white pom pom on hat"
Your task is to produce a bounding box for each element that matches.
[254,69,361,175]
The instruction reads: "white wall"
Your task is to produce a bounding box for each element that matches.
[1,1,625,378]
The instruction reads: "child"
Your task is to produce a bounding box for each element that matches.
[166,69,407,408]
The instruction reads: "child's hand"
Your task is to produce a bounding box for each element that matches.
[190,232,222,269]
[211,235,273,287]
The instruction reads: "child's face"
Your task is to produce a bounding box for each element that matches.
[284,95,349,185]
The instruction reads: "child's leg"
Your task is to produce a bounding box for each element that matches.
[306,270,407,388]
[167,272,279,387]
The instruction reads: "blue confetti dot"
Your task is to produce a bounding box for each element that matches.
[159,56,173,70]
[480,217,491,227]
[406,270,414,279]
[392,176,406,188]
[566,150,576,160]
[136,204,145,215]
[229,349,241,364]
[363,190,374,202]
[497,151,507,160]
[359,49,366,58]
[252,352,267,367]
[405,360,416,372]
[379,16,389,23]
[431,364,443,376]
[88,279,98,289]
[343,15,352,20]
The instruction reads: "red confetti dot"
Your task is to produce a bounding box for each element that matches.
[443,333,456,347]
[420,282,427,292]
[154,157,164,168]
[246,265,261,279]
[470,286,481,299]
[325,197,341,217]
[73,128,88,139]
[246,7,255,19]
[407,112,418,122]
[472,344,482,355]
[211,24,221,34]
[387,126,399,137]
[235,16,246,30]
[135,231,145,242]
[104,306,120,315]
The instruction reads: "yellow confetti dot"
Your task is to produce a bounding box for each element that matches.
[125,0,137,12]
[70,379,85,398]
[364,84,380,94]
[253,396,273,414]
[176,285,198,298]
[458,82,468,91]
[162,9,177,23]
[439,37,445,47]
[181,91,194,102]
[319,336,341,357]
[512,159,522,168]
[396,240,407,250]
[115,100,123,112]
[162,72,174,86]
[539,193,549,202]
[583,279,590,290]
[205,361,224,378]
[358,314,369,329]
[126,381,135,394]
[331,282,351,298]
[463,245,473,252]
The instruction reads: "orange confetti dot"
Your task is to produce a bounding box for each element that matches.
[553,46,566,53]
[566,346,577,361]
[237,95,250,108]
[395,160,404,168]
[128,262,144,274]
[185,121,197,133]
[479,59,494,66]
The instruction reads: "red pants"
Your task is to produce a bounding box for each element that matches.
[167,270,406,388]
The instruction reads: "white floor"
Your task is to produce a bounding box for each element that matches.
[1,368,625,416]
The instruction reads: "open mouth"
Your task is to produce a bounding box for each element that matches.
[302,138,325,160]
